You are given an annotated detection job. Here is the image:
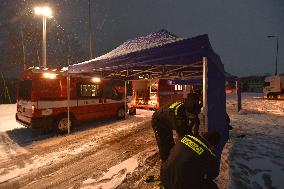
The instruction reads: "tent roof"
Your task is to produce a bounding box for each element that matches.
[224,72,239,82]
[68,29,224,80]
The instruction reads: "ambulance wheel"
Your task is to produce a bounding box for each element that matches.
[267,93,277,99]
[273,94,278,99]
[55,115,73,134]
[128,107,136,115]
[117,107,125,119]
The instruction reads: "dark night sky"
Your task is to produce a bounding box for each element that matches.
[1,0,284,77]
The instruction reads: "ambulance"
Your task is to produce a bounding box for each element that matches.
[16,67,126,133]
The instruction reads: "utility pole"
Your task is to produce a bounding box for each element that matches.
[20,26,26,70]
[267,35,279,75]
[88,0,93,59]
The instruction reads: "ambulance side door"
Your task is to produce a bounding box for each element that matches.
[102,84,123,118]
[76,83,105,121]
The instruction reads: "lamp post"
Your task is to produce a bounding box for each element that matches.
[88,0,93,59]
[267,35,279,75]
[34,6,53,68]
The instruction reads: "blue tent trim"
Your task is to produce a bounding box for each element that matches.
[68,29,231,160]
[170,72,238,85]
[170,78,202,85]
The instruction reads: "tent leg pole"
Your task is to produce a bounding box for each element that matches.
[202,57,208,131]
[67,73,71,134]
[125,80,127,117]
[236,80,242,112]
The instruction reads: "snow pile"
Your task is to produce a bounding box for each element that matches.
[81,148,157,189]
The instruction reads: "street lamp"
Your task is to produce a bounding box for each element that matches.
[88,0,93,59]
[34,6,53,68]
[267,35,279,75]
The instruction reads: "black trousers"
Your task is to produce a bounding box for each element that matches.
[200,179,219,189]
[152,110,191,161]
[189,116,200,135]
[152,116,175,161]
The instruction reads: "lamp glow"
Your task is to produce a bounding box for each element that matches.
[92,77,101,83]
[43,72,57,79]
[31,105,36,114]
[34,6,53,18]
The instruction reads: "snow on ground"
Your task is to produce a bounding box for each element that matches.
[78,93,284,189]
[86,93,284,189]
[81,148,157,189]
[0,104,28,162]
[0,104,23,133]
[0,107,153,185]
[223,93,284,189]
[0,93,284,189]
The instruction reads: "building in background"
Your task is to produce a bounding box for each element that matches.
[240,76,265,93]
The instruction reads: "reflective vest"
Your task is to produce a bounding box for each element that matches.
[169,101,183,117]
[180,135,216,157]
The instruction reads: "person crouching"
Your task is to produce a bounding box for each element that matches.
[160,131,221,189]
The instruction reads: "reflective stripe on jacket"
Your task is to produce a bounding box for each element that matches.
[169,101,183,117]
[180,135,216,157]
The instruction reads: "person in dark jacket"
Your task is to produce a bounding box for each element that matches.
[160,131,221,189]
[185,92,202,135]
[226,112,233,130]
[152,91,201,162]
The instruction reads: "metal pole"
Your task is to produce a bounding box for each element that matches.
[42,17,47,68]
[125,80,127,117]
[275,37,279,75]
[202,57,208,131]
[67,73,71,134]
[124,69,129,117]
[88,0,93,59]
[236,80,242,112]
[268,35,279,76]
[20,26,26,70]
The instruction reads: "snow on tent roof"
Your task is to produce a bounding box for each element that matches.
[95,29,183,61]
[68,29,223,81]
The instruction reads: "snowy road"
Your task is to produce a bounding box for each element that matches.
[0,108,160,189]
[0,93,284,189]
